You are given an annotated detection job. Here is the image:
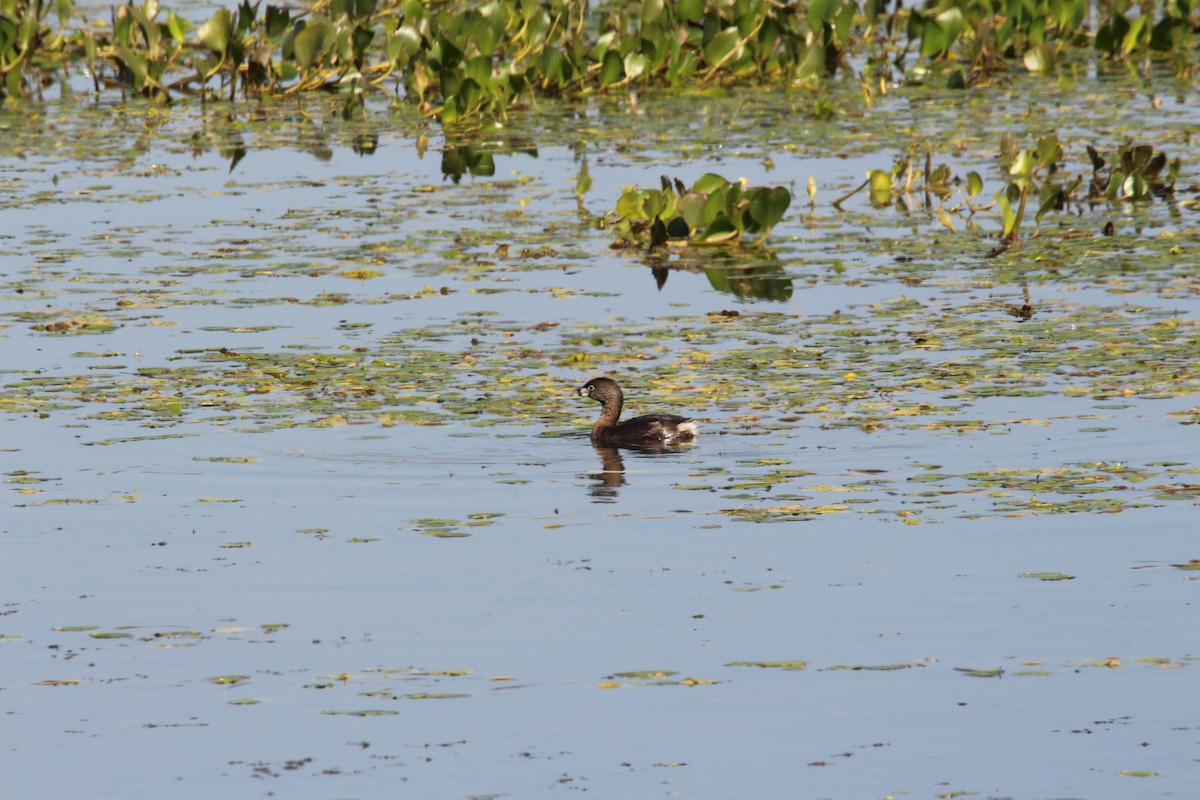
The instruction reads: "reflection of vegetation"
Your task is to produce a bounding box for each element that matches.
[441,138,536,182]
[635,247,793,301]
[703,264,791,302]
[441,145,495,182]
[3,0,1197,117]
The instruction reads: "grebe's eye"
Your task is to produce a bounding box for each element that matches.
[585,384,594,393]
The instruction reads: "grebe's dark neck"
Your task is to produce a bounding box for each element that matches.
[591,392,623,440]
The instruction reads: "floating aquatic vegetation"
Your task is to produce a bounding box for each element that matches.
[4,0,1197,115]
[955,667,1004,678]
[609,670,677,680]
[607,174,792,247]
[826,663,924,672]
[1019,572,1077,581]
[598,669,699,688]
[150,630,204,639]
[408,517,471,538]
[208,675,250,684]
[726,660,807,671]
[357,691,470,700]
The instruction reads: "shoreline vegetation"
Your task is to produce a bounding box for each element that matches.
[2,0,1196,118]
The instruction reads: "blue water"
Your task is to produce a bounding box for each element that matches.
[3,84,1199,799]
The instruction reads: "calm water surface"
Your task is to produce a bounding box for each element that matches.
[3,75,1199,799]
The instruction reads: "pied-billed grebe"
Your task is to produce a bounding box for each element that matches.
[578,377,698,446]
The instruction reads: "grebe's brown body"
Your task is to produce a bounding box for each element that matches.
[577,377,698,446]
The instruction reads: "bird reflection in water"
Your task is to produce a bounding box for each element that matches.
[584,442,692,499]
[587,445,626,497]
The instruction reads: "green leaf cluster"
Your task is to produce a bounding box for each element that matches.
[609,173,791,246]
[994,134,1179,243]
[2,0,1198,116]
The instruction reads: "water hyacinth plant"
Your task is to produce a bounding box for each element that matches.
[2,0,1197,115]
[607,173,792,247]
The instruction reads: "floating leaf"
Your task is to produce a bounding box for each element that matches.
[868,169,892,205]
[826,663,922,671]
[725,660,807,670]
[611,670,678,680]
[208,675,250,685]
